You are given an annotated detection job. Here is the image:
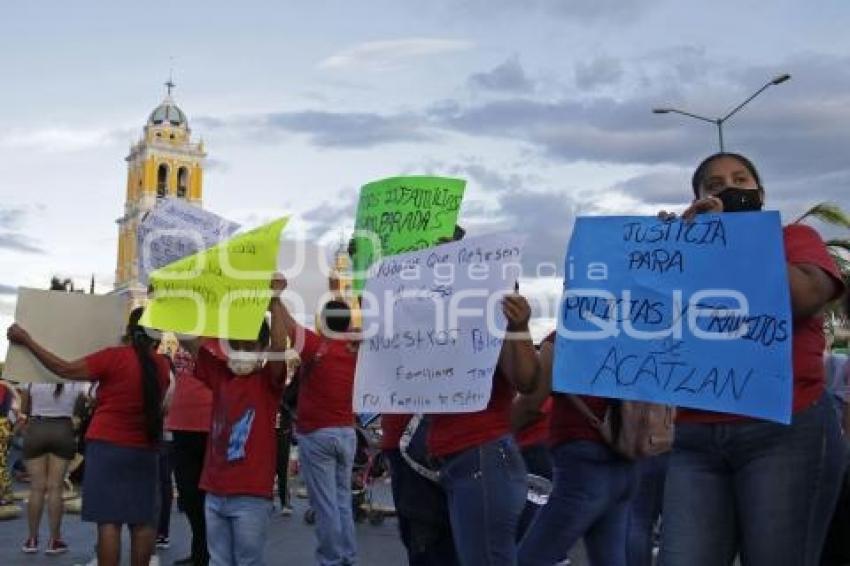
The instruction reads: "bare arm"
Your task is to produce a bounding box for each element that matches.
[788,263,841,319]
[6,324,91,381]
[267,274,289,386]
[498,294,539,395]
[511,341,553,432]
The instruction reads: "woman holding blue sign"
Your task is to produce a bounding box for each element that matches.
[662,152,846,566]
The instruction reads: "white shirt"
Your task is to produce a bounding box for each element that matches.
[28,382,87,418]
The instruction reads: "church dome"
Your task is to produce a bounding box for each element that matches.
[148,97,188,127]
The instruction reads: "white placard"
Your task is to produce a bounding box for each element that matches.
[4,289,127,383]
[353,233,525,413]
[137,198,240,284]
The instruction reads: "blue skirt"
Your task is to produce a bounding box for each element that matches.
[82,440,160,526]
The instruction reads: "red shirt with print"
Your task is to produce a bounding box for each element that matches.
[679,224,845,423]
[196,342,284,498]
[380,414,412,450]
[295,327,357,434]
[165,349,213,432]
[84,346,171,449]
[427,368,516,458]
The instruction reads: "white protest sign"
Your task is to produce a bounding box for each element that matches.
[353,233,525,413]
[4,289,127,383]
[137,198,240,284]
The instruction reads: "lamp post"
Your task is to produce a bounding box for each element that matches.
[652,73,791,152]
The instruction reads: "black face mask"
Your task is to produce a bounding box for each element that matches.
[717,187,763,213]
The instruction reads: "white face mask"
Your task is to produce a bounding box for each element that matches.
[226,353,267,376]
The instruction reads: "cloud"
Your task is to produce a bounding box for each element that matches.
[575,56,624,91]
[0,127,125,152]
[612,169,691,205]
[318,38,474,71]
[469,56,534,93]
[0,208,43,254]
[0,284,16,295]
[0,233,43,254]
[264,111,431,147]
[454,0,659,24]
[300,190,359,238]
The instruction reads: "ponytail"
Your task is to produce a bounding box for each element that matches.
[127,308,162,444]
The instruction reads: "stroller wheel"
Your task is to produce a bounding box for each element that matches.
[304,508,316,525]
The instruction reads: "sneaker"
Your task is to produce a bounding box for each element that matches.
[21,537,38,554]
[279,505,293,517]
[156,535,170,549]
[45,538,69,555]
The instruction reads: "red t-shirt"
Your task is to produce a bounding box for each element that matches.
[84,346,171,449]
[165,349,213,432]
[380,414,412,450]
[540,332,611,446]
[427,368,516,457]
[679,224,845,423]
[295,328,357,435]
[516,397,553,448]
[195,342,284,498]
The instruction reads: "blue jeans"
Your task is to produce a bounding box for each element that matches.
[205,493,272,566]
[385,450,460,566]
[438,435,527,566]
[626,453,668,566]
[518,440,638,566]
[297,427,357,566]
[662,393,845,566]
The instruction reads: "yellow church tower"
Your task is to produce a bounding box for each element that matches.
[114,78,206,301]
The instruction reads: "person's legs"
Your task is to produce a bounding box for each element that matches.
[732,394,846,566]
[97,523,122,566]
[334,428,357,564]
[276,427,292,509]
[174,430,209,564]
[44,454,70,541]
[230,496,273,566]
[128,523,156,566]
[440,435,527,566]
[583,461,638,566]
[24,455,48,541]
[517,443,554,541]
[626,453,668,566]
[157,442,174,539]
[297,429,344,566]
[661,423,737,566]
[518,441,628,566]
[205,493,235,566]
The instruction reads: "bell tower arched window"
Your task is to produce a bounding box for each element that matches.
[156,164,169,197]
[177,167,189,198]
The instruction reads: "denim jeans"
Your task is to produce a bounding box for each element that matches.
[517,443,554,541]
[297,427,357,566]
[662,393,845,566]
[518,440,638,566]
[205,493,272,566]
[438,434,527,566]
[385,449,460,566]
[626,453,668,566]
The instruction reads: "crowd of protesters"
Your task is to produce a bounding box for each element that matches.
[0,151,848,566]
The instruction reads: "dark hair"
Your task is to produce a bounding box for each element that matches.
[257,318,271,347]
[127,307,162,444]
[691,152,763,198]
[322,300,352,334]
[53,383,64,399]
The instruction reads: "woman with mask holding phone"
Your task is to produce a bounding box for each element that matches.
[662,153,846,566]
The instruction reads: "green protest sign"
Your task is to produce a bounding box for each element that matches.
[352,176,465,291]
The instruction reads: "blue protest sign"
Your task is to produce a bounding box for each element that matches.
[553,212,792,423]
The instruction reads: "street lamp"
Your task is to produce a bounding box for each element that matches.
[652,73,791,152]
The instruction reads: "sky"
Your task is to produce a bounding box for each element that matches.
[1,0,849,355]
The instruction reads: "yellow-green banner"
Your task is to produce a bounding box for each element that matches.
[140,217,288,340]
[352,176,466,291]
